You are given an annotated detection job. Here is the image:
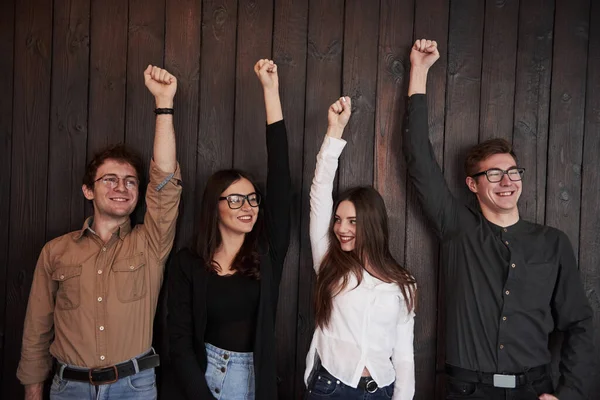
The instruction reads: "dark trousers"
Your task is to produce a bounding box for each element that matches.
[306,364,394,400]
[446,364,554,400]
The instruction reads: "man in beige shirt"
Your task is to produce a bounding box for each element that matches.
[17,66,182,400]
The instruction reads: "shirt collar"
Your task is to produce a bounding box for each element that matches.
[71,216,132,241]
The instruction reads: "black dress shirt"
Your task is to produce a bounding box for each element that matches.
[167,120,291,399]
[404,94,594,400]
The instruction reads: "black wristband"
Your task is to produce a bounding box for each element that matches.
[154,108,174,115]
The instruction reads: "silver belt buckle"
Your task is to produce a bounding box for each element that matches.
[493,374,516,388]
[365,379,378,393]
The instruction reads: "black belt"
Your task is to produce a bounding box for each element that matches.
[445,364,549,388]
[57,352,160,385]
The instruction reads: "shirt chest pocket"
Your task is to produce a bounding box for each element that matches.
[112,254,147,303]
[52,266,83,310]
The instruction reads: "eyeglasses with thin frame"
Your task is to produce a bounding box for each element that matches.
[219,192,261,209]
[470,167,525,183]
[94,174,139,190]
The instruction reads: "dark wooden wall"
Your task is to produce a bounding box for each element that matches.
[1,0,599,399]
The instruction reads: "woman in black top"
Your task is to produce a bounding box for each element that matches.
[167,59,291,399]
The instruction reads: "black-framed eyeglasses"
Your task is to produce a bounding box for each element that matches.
[219,192,261,209]
[470,167,525,183]
[94,174,139,190]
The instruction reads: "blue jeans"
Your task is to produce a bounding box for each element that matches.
[306,365,394,399]
[204,342,255,400]
[49,367,156,400]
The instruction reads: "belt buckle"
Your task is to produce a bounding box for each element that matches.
[365,379,378,393]
[89,365,119,385]
[493,374,516,388]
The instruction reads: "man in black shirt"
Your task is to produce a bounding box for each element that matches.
[405,39,593,400]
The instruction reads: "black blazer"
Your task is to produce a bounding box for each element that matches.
[167,120,291,399]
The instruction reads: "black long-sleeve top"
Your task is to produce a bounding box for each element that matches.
[167,120,291,399]
[404,94,594,399]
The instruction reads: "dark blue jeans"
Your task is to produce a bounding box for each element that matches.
[306,365,394,399]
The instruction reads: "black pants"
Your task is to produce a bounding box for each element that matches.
[446,366,554,400]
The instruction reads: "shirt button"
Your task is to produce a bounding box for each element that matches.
[503,316,507,321]
[99,326,104,331]
[503,228,507,232]
[98,297,103,302]
[129,265,134,270]
[505,290,510,295]
[98,270,103,274]
[500,344,504,350]
[505,241,509,245]
[102,247,106,252]
[60,275,65,280]
[100,355,105,361]
[511,263,516,268]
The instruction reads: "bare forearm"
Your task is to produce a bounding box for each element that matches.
[153,97,176,173]
[24,383,43,400]
[408,67,429,96]
[264,88,283,124]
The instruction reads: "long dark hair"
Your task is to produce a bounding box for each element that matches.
[315,186,416,328]
[194,169,264,279]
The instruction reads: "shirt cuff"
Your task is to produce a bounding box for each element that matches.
[321,135,347,157]
[150,159,182,191]
[554,384,580,400]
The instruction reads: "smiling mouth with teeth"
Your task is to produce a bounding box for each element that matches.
[496,191,514,197]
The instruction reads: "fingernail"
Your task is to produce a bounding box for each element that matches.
[342,97,346,102]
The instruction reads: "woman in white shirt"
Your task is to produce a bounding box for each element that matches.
[305,96,416,400]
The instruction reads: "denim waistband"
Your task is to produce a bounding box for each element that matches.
[205,342,254,365]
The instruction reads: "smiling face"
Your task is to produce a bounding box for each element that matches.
[466,153,522,216]
[333,200,357,252]
[82,159,139,220]
[218,178,259,236]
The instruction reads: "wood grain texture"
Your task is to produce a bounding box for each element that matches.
[512,0,554,225]
[272,0,309,397]
[2,0,52,398]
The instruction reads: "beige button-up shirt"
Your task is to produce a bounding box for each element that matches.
[17,160,182,385]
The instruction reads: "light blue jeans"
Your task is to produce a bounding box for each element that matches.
[50,355,156,400]
[204,342,255,400]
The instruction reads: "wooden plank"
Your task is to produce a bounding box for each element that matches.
[410,1,449,398]
[440,1,484,398]
[2,0,52,398]
[0,0,15,391]
[444,0,484,201]
[511,0,554,224]
[46,0,90,241]
[579,0,600,392]
[338,0,380,189]
[545,0,590,255]
[197,0,237,185]
[164,0,201,252]
[233,0,274,180]
[295,0,344,398]
[271,0,308,397]
[157,1,201,397]
[87,0,127,155]
[478,0,519,142]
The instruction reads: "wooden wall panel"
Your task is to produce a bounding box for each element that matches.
[272,0,309,397]
[0,0,15,391]
[579,0,600,392]
[479,0,519,142]
[2,1,53,398]
[295,1,344,397]
[339,0,380,189]
[512,0,554,224]
[545,0,590,254]
[46,0,90,241]
[411,0,449,398]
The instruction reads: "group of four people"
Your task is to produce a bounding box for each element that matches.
[17,40,593,400]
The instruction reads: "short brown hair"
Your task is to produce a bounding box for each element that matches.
[464,138,517,176]
[83,144,144,189]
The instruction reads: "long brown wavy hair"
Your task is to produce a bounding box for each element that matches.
[315,186,416,328]
[193,169,264,279]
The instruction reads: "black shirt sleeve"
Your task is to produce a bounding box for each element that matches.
[552,232,594,400]
[403,94,475,239]
[264,119,291,286]
[167,250,215,399]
